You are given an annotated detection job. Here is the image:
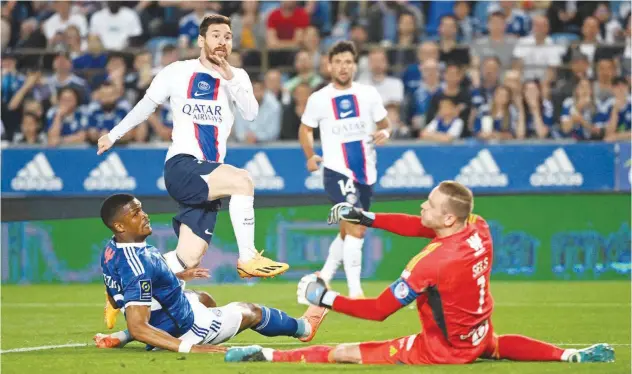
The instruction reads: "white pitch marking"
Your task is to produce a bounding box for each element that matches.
[0,343,88,353]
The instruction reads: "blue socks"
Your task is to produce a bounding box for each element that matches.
[253,306,305,338]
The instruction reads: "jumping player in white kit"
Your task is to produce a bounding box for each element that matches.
[96,15,289,329]
[299,41,391,299]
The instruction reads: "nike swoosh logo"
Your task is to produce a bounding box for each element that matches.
[204,229,213,235]
[340,110,353,118]
[194,91,211,97]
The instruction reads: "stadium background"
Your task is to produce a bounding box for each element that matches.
[1,0,630,286]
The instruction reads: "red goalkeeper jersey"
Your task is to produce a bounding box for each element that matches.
[374,213,494,349]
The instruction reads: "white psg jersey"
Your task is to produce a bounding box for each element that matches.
[301,82,387,185]
[145,59,255,162]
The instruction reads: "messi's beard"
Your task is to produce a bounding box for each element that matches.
[203,43,228,63]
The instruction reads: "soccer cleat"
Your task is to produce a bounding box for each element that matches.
[225,345,267,362]
[104,292,119,329]
[93,333,122,349]
[298,304,329,342]
[568,344,615,363]
[237,250,289,279]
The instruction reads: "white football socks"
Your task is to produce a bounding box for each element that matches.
[561,349,578,362]
[261,347,275,361]
[113,330,132,346]
[163,250,185,273]
[230,195,257,262]
[319,234,344,284]
[343,235,365,298]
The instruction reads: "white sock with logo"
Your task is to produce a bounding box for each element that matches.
[230,195,257,262]
[319,234,344,284]
[343,235,364,298]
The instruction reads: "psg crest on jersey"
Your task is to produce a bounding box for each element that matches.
[198,81,210,91]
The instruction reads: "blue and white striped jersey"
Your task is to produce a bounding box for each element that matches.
[101,239,194,337]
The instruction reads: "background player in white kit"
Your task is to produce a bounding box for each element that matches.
[299,41,391,299]
[95,15,288,328]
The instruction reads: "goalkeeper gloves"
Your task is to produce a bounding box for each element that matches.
[327,202,375,227]
[297,274,339,308]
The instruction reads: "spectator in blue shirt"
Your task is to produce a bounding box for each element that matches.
[421,96,465,143]
[490,0,532,37]
[1,53,25,106]
[470,56,501,112]
[46,86,87,146]
[604,77,632,142]
[522,80,555,139]
[91,53,127,90]
[472,85,524,140]
[559,78,600,140]
[401,41,440,95]
[454,1,482,43]
[73,34,108,71]
[410,59,442,131]
[87,82,129,144]
[178,2,217,48]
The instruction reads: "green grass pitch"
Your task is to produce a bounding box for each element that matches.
[1,281,630,373]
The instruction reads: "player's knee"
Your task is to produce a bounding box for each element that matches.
[232,302,261,327]
[197,291,217,308]
[233,168,254,196]
[331,344,361,364]
[175,245,205,268]
[175,226,208,268]
[245,303,262,325]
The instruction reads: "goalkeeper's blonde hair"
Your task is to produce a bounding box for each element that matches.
[438,181,473,222]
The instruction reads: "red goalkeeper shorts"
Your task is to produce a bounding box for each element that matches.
[359,329,497,365]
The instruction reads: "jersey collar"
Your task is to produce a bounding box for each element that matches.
[114,241,147,248]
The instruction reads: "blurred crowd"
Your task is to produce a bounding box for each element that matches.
[1,0,631,147]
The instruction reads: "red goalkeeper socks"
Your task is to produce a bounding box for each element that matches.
[273,345,333,363]
[498,334,565,361]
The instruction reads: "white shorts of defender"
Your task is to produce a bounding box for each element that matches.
[179,292,243,345]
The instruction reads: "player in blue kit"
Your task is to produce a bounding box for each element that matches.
[96,194,321,353]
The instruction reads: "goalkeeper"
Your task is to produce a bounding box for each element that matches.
[225,181,614,365]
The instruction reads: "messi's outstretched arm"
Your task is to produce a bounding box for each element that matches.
[98,63,174,154]
[328,203,435,238]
